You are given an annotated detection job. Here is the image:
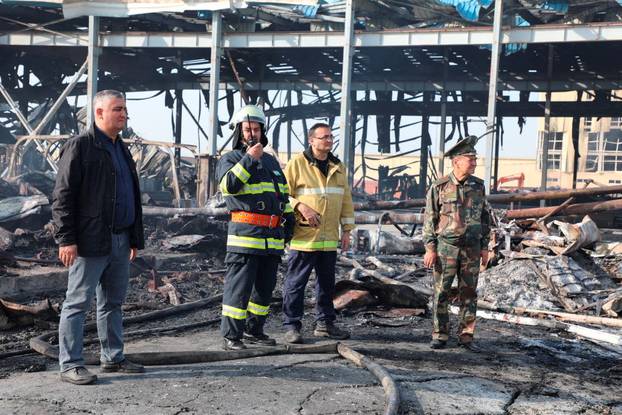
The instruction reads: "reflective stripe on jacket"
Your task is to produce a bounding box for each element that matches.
[285,149,355,252]
[217,150,294,255]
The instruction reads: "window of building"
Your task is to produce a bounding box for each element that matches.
[546,154,561,170]
[587,132,600,152]
[611,117,622,129]
[609,179,622,184]
[539,131,563,151]
[585,154,599,172]
[604,130,622,152]
[538,131,563,171]
[584,117,592,130]
[604,155,622,171]
[546,177,559,182]
[548,132,563,151]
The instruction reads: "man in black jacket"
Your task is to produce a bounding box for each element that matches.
[52,90,145,385]
[217,104,294,350]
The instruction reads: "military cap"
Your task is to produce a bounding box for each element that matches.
[444,135,478,158]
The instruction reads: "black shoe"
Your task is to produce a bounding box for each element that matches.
[313,322,350,340]
[223,338,247,351]
[284,329,304,344]
[100,359,145,373]
[60,367,97,385]
[458,341,481,353]
[430,339,447,349]
[243,332,277,346]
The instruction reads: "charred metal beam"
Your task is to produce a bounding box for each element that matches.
[505,198,622,220]
[265,101,622,118]
[5,22,622,48]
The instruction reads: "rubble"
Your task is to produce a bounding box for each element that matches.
[1,168,622,414]
[0,195,48,223]
[0,298,58,329]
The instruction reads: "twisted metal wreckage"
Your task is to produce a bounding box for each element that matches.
[2,1,622,413]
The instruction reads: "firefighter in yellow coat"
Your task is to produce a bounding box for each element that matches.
[282,122,355,344]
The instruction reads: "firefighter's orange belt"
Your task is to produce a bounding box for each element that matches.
[231,211,281,228]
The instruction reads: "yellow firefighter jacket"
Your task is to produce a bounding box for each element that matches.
[285,149,355,251]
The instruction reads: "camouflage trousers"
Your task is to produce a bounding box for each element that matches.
[432,241,481,342]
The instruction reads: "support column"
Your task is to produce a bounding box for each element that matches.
[174,89,183,169]
[286,90,292,161]
[571,115,580,189]
[19,66,28,135]
[209,11,223,157]
[540,44,554,206]
[484,0,503,194]
[493,116,501,191]
[86,16,100,128]
[438,48,449,176]
[297,91,309,148]
[338,0,355,184]
[207,11,223,199]
[419,92,432,197]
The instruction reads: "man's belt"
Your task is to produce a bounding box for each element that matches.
[231,211,281,228]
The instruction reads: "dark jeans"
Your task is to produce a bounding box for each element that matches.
[282,250,337,330]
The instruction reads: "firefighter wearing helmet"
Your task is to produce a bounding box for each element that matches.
[216,104,295,350]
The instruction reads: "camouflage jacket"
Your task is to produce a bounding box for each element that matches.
[422,172,491,252]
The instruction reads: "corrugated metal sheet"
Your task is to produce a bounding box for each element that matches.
[54,0,318,19]
[538,0,569,14]
[435,0,493,22]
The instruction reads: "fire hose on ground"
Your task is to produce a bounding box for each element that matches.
[28,293,402,415]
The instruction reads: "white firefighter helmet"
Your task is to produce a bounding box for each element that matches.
[230,105,266,129]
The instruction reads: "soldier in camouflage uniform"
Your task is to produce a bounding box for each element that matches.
[422,136,491,350]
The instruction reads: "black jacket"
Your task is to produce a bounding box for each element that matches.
[52,125,144,256]
[217,149,294,256]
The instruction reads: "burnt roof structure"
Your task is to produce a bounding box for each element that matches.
[1,0,622,201]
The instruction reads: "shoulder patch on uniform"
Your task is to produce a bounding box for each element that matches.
[273,170,281,176]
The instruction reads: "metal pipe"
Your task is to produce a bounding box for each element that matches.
[0,81,34,134]
[506,198,622,220]
[20,57,89,174]
[141,191,622,223]
[484,0,503,192]
[354,211,425,224]
[1,81,58,176]
[32,59,88,136]
[352,184,622,210]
